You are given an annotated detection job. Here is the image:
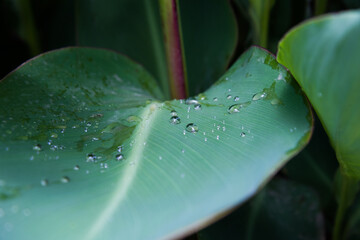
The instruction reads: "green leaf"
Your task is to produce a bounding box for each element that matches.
[177,0,238,96]
[283,118,338,208]
[277,10,360,178]
[234,0,275,48]
[76,0,169,97]
[198,178,324,240]
[0,47,311,239]
[344,194,360,240]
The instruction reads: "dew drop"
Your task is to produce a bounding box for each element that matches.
[115,154,124,161]
[186,123,198,133]
[271,98,281,105]
[185,98,199,105]
[74,165,80,171]
[194,104,202,110]
[40,179,48,186]
[33,144,42,151]
[50,133,58,138]
[252,92,267,101]
[169,116,181,124]
[204,137,208,142]
[61,176,70,183]
[86,153,96,162]
[117,146,123,153]
[213,97,218,102]
[23,209,31,217]
[240,132,246,137]
[216,135,220,140]
[228,102,250,114]
[86,122,92,127]
[170,110,178,116]
[234,96,240,101]
[159,156,162,160]
[227,95,232,99]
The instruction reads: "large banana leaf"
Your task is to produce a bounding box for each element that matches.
[277,10,360,177]
[0,47,311,239]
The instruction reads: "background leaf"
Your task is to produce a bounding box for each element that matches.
[277,10,360,177]
[177,0,238,96]
[76,0,169,97]
[0,47,311,239]
[198,177,324,240]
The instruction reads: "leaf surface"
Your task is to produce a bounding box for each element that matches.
[277,10,360,177]
[0,47,311,239]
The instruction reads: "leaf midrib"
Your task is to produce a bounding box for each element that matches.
[86,102,161,240]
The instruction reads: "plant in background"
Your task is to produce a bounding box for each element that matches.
[0,0,359,239]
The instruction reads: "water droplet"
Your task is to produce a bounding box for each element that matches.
[74,165,80,171]
[222,126,226,131]
[198,94,206,100]
[252,92,267,101]
[227,95,232,99]
[61,176,70,183]
[40,179,48,186]
[100,163,108,169]
[115,154,124,161]
[181,149,185,153]
[216,135,220,140]
[186,123,198,133]
[170,110,178,116]
[228,102,250,114]
[50,133,58,138]
[204,137,208,142]
[194,104,202,110]
[116,146,123,153]
[228,89,231,92]
[86,122,92,127]
[86,153,96,162]
[33,144,42,151]
[213,97,218,102]
[185,98,199,105]
[50,145,58,151]
[271,99,281,105]
[23,209,31,217]
[29,156,34,161]
[159,156,162,160]
[169,116,181,124]
[234,96,240,101]
[317,92,323,97]
[240,132,246,137]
